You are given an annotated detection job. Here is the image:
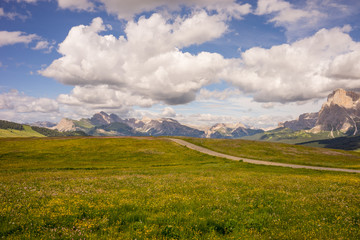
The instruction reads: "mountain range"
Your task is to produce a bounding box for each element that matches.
[52,112,264,138]
[50,88,360,140]
[1,88,360,148]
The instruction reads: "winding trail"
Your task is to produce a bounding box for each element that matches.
[169,138,360,174]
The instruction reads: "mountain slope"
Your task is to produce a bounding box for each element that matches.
[298,135,360,150]
[53,114,207,137]
[206,123,263,139]
[0,120,87,137]
[281,112,318,131]
[89,122,142,136]
[138,118,205,137]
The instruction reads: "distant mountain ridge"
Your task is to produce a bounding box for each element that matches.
[206,123,263,138]
[51,111,262,138]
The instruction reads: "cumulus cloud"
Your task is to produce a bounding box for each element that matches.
[57,0,95,11]
[161,107,176,118]
[256,0,322,24]
[0,31,38,47]
[255,0,360,40]
[0,90,59,113]
[40,15,228,106]
[57,85,155,109]
[256,0,325,40]
[15,0,251,19]
[97,0,251,20]
[31,40,56,53]
[224,25,360,103]
[0,31,54,52]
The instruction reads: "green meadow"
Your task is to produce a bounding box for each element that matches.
[183,137,360,169]
[1,137,360,239]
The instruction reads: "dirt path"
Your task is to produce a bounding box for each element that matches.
[169,138,360,174]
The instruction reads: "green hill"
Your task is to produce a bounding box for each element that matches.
[242,127,346,144]
[0,125,45,137]
[0,119,87,138]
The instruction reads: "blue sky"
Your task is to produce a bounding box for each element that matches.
[1,0,360,128]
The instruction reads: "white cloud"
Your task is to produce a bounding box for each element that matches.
[57,85,155,109]
[0,30,53,52]
[256,0,321,24]
[0,90,59,113]
[255,0,360,41]
[97,0,251,20]
[31,40,55,53]
[256,0,325,40]
[40,15,228,106]
[0,7,29,20]
[57,0,95,11]
[0,31,38,47]
[224,26,360,103]
[15,0,252,19]
[161,107,176,117]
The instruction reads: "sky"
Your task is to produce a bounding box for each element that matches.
[1,0,360,129]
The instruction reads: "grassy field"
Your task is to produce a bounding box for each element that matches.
[1,137,360,239]
[183,137,360,169]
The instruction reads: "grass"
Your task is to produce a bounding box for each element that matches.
[299,135,360,150]
[182,137,360,169]
[0,125,45,138]
[243,128,345,144]
[0,137,360,239]
[74,119,95,130]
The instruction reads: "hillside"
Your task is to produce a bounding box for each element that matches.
[242,127,345,144]
[299,135,360,150]
[0,119,87,137]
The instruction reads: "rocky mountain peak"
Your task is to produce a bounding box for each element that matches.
[52,118,76,132]
[90,112,122,126]
[311,89,360,135]
[326,88,360,109]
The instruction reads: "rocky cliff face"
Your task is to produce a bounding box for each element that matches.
[311,89,360,135]
[90,111,121,126]
[280,89,360,136]
[281,112,318,131]
[52,118,76,132]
